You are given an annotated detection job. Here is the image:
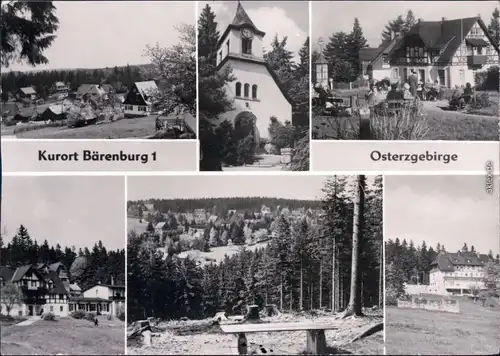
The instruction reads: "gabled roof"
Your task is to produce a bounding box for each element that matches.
[155,221,167,229]
[11,265,34,282]
[47,270,68,294]
[431,251,487,272]
[70,283,81,291]
[135,81,158,97]
[20,87,36,95]
[0,266,16,281]
[218,2,266,48]
[49,262,63,271]
[314,52,328,65]
[358,48,380,62]
[101,84,113,93]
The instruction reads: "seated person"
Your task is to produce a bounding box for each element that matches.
[386,83,404,100]
[462,82,473,104]
[403,83,413,100]
[366,84,384,107]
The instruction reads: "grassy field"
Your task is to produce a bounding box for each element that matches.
[386,299,499,355]
[2,116,159,139]
[0,315,125,355]
[128,310,383,355]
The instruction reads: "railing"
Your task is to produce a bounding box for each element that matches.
[467,55,487,66]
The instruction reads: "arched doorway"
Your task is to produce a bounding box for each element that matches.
[234,111,260,147]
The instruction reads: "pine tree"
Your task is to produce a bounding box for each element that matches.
[346,18,368,78]
[488,8,500,46]
[381,15,405,42]
[197,4,220,66]
[403,10,417,33]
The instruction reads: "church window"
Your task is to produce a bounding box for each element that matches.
[252,85,258,99]
[244,84,250,97]
[242,38,252,55]
[235,82,241,96]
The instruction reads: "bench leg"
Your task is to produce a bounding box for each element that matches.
[306,329,327,355]
[231,333,248,355]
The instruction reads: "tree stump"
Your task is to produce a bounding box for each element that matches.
[306,329,327,355]
[246,305,260,321]
[143,330,152,346]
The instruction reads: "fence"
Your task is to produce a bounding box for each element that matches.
[397,297,460,313]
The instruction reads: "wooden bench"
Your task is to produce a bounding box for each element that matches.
[220,321,337,355]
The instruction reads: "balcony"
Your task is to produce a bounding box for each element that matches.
[467,55,487,67]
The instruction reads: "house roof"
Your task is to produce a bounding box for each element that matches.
[1,102,21,117]
[0,266,16,281]
[71,296,110,303]
[20,87,36,95]
[386,17,499,65]
[11,265,33,282]
[135,81,158,98]
[76,84,106,97]
[358,48,380,62]
[55,82,66,87]
[314,52,329,65]
[47,270,68,294]
[101,84,113,93]
[49,262,63,271]
[70,283,81,291]
[218,2,266,47]
[155,221,167,229]
[431,251,487,272]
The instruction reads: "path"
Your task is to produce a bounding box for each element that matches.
[16,317,40,326]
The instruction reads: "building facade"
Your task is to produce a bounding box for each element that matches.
[360,17,499,87]
[214,3,292,140]
[429,251,490,295]
[71,281,125,316]
[123,81,158,118]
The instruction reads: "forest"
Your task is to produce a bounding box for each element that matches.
[128,175,383,321]
[385,238,500,298]
[128,197,322,216]
[0,225,125,291]
[198,4,309,170]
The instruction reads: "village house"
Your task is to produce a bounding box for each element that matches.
[428,251,490,295]
[154,221,168,235]
[214,2,293,140]
[40,105,67,122]
[17,87,37,101]
[76,84,107,100]
[123,81,158,118]
[69,279,125,316]
[359,16,500,87]
[260,205,271,216]
[51,82,70,96]
[194,209,207,224]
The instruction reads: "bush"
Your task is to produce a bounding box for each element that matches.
[475,66,499,91]
[474,92,491,108]
[117,307,125,322]
[43,312,56,321]
[85,312,96,321]
[287,132,309,171]
[13,120,66,134]
[70,310,86,319]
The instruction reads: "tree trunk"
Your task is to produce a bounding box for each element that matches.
[280,272,283,311]
[319,258,323,309]
[342,175,366,318]
[300,258,304,310]
[332,240,336,312]
[379,244,383,308]
[289,275,293,311]
[310,282,313,310]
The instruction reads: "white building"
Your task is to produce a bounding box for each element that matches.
[215,2,293,140]
[429,251,490,295]
[360,16,499,87]
[71,281,125,316]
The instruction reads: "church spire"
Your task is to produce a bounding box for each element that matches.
[231,2,257,29]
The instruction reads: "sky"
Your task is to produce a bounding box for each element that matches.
[203,1,309,62]
[2,176,125,250]
[385,175,500,256]
[311,1,499,49]
[2,1,196,72]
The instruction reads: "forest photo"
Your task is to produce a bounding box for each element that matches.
[127,174,383,355]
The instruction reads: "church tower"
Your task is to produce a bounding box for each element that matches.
[215,2,293,140]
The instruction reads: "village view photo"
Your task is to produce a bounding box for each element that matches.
[1,1,196,139]
[198,1,310,171]
[311,1,499,141]
[126,174,383,355]
[384,175,500,355]
[0,176,126,355]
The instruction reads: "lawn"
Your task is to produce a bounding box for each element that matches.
[386,300,500,355]
[0,315,125,355]
[3,116,159,139]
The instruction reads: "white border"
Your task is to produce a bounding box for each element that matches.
[195,0,201,172]
[382,174,386,356]
[124,175,128,355]
[308,0,313,172]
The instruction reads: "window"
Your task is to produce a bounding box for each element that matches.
[244,83,250,97]
[59,294,64,300]
[226,40,230,55]
[60,306,63,312]
[242,38,252,54]
[235,82,242,96]
[50,306,54,312]
[252,85,258,99]
[90,304,96,312]
[477,46,483,55]
[69,304,74,312]
[31,281,36,287]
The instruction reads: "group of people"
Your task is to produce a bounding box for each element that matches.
[366,69,445,107]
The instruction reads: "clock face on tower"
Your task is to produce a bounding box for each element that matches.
[241,28,254,39]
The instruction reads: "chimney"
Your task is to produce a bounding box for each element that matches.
[441,17,446,22]
[418,18,424,24]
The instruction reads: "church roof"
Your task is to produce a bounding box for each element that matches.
[314,52,328,65]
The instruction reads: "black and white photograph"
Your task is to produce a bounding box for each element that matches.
[126,174,383,355]
[0,176,126,355]
[198,1,310,171]
[1,1,196,139]
[384,175,500,355]
[311,1,499,141]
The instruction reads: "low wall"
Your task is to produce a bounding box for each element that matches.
[397,297,460,313]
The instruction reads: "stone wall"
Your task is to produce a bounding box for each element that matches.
[397,297,460,313]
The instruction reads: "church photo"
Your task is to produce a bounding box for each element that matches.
[198,1,310,171]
